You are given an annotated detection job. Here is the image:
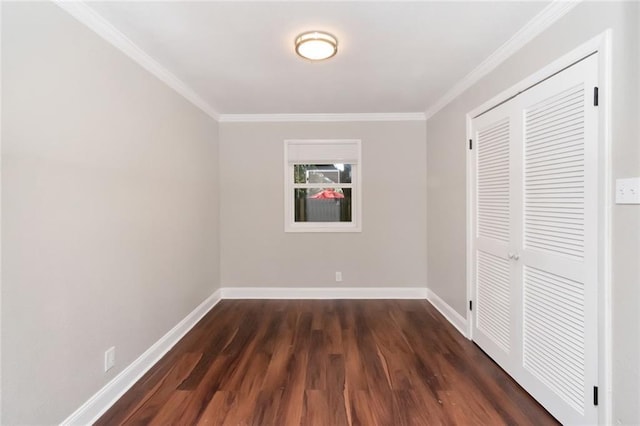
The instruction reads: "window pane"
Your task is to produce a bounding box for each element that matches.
[294,164,352,184]
[294,188,352,222]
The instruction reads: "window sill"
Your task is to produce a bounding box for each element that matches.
[285,223,362,233]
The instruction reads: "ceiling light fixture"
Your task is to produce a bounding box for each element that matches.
[295,31,338,61]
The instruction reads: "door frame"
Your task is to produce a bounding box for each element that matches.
[465,30,612,424]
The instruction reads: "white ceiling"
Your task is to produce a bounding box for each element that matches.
[86,1,550,115]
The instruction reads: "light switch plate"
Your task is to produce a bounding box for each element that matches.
[615,177,640,204]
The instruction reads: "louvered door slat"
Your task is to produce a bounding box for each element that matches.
[527,127,583,144]
[527,141,584,159]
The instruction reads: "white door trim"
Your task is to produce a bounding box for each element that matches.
[465,30,612,424]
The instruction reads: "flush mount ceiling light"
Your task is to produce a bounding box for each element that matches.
[295,31,338,61]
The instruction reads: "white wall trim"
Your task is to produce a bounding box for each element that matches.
[60,290,223,426]
[597,30,613,426]
[425,0,580,120]
[218,113,426,123]
[53,1,219,121]
[0,1,3,420]
[426,289,469,338]
[52,0,579,124]
[465,113,475,341]
[61,287,427,422]
[221,287,428,299]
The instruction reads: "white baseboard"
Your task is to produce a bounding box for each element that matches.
[221,286,428,299]
[61,289,222,426]
[61,286,427,424]
[426,289,469,338]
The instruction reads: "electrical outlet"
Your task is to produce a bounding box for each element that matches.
[104,346,116,372]
[335,271,343,282]
[615,177,640,204]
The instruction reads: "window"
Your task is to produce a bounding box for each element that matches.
[284,140,361,232]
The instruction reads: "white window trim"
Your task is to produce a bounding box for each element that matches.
[284,139,362,233]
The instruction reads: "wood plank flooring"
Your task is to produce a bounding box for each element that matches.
[96,300,558,425]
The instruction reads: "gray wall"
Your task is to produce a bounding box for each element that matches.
[426,2,640,424]
[220,121,427,288]
[1,3,220,424]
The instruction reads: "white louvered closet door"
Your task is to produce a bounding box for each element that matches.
[515,54,599,424]
[471,53,599,425]
[471,106,521,375]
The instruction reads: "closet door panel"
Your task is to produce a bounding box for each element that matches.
[517,54,599,424]
[471,109,519,371]
[476,116,510,244]
[522,265,587,412]
[524,82,586,260]
[476,250,511,353]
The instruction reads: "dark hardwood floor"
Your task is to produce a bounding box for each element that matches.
[96,300,558,425]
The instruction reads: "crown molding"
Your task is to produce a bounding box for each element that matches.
[53,1,220,121]
[424,0,581,120]
[218,112,426,123]
[54,0,579,124]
